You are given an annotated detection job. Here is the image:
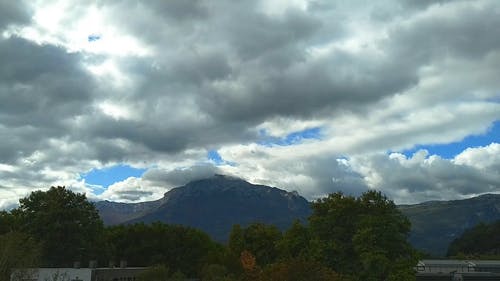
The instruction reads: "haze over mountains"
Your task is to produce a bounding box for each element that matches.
[95,175,500,256]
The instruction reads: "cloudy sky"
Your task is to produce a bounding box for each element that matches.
[0,0,499,208]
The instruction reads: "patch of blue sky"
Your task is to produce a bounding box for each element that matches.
[400,120,499,159]
[258,127,323,147]
[81,164,146,193]
[88,34,101,42]
[208,150,224,165]
[207,150,237,166]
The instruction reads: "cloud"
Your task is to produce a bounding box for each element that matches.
[0,0,498,205]
[0,1,31,29]
[142,164,219,188]
[98,164,219,202]
[454,143,500,171]
[348,145,500,204]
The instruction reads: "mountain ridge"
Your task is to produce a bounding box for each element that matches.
[96,175,311,241]
[95,176,500,256]
[398,193,500,256]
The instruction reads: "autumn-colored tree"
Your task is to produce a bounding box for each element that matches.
[240,250,260,281]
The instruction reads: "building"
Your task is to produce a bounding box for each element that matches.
[11,262,146,281]
[416,260,500,281]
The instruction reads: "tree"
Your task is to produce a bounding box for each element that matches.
[277,220,311,260]
[309,191,417,280]
[0,231,41,281]
[228,223,282,267]
[261,259,345,281]
[106,222,221,277]
[201,264,232,281]
[12,186,104,266]
[309,192,361,274]
[353,191,417,280]
[0,211,19,234]
[137,265,170,281]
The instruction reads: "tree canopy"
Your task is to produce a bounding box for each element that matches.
[11,186,104,266]
[228,223,282,267]
[309,190,417,280]
[106,222,223,277]
[0,231,41,281]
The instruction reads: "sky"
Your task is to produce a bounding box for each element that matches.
[0,0,499,208]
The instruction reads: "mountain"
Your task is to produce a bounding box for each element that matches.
[94,199,163,225]
[95,177,500,255]
[399,193,500,257]
[95,175,311,241]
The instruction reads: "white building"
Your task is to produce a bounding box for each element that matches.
[11,266,146,281]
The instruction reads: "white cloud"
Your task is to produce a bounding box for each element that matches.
[454,143,500,170]
[17,0,151,57]
[0,0,498,205]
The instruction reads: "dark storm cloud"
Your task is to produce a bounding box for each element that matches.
[104,0,417,127]
[401,0,463,9]
[145,0,209,21]
[0,0,31,29]
[77,0,498,159]
[0,38,94,115]
[0,37,97,163]
[225,9,321,60]
[389,2,500,62]
[199,50,418,123]
[80,109,258,155]
[168,50,233,85]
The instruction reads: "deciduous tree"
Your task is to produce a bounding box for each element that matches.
[12,186,104,266]
[309,190,417,280]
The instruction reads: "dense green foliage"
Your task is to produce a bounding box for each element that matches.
[0,231,41,281]
[228,223,282,266]
[260,259,344,281]
[11,186,105,266]
[106,222,223,277]
[0,187,418,280]
[309,191,417,280]
[447,220,500,258]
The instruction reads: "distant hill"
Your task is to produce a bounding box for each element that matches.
[399,193,500,257]
[447,220,500,257]
[94,198,163,225]
[95,177,500,255]
[95,175,311,241]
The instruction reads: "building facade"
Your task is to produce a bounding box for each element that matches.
[416,260,500,281]
[11,267,146,281]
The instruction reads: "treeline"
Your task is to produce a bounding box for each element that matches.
[447,220,500,259]
[0,186,418,281]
